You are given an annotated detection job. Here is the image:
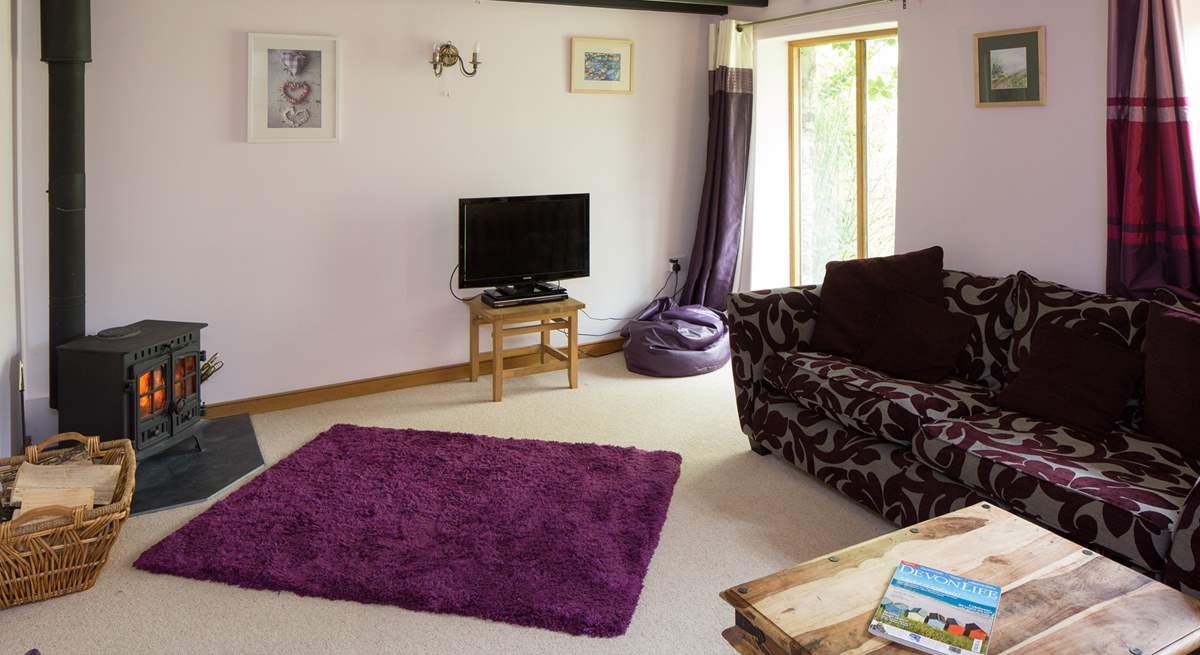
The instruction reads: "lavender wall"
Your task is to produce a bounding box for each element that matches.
[894,0,1107,291]
[737,0,1109,293]
[15,0,709,434]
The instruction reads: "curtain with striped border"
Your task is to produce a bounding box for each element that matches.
[681,20,755,310]
[1108,0,1200,298]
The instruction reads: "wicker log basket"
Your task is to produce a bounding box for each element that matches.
[0,433,136,609]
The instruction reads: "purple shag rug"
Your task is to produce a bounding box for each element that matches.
[134,424,682,637]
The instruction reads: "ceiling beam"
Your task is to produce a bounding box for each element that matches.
[651,0,767,5]
[495,0,768,16]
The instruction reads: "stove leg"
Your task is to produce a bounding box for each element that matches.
[191,432,206,453]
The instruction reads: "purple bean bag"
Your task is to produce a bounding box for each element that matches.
[621,298,730,377]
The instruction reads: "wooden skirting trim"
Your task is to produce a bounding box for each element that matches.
[204,338,625,419]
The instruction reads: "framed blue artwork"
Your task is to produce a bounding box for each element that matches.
[571,37,634,94]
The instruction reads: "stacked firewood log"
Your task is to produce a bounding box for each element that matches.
[0,444,119,523]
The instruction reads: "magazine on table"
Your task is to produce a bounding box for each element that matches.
[868,561,1001,655]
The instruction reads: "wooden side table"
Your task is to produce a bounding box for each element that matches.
[467,297,585,402]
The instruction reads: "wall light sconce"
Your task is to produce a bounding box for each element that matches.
[430,42,481,78]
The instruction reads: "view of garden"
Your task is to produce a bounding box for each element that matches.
[795,35,898,285]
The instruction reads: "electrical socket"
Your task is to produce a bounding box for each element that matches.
[668,255,688,275]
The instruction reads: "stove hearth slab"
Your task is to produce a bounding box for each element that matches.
[130,414,264,516]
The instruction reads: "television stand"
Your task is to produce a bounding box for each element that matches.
[467,296,585,401]
[482,282,568,308]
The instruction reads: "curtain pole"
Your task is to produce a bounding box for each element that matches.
[736,0,898,32]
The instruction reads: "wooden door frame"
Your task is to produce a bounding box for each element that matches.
[787,28,898,286]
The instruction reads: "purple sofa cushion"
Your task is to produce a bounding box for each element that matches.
[763,351,996,445]
[750,391,984,526]
[915,409,1200,571]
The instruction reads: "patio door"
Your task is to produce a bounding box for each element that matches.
[789,29,898,285]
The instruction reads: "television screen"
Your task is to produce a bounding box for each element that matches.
[458,193,590,288]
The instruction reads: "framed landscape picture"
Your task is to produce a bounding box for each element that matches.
[571,37,634,95]
[974,26,1045,107]
[247,32,341,142]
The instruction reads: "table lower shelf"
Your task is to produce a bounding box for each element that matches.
[499,348,571,380]
[722,626,768,655]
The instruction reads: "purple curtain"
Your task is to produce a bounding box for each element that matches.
[1108,0,1200,298]
[681,21,755,311]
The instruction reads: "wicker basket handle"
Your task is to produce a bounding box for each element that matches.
[0,505,85,537]
[25,432,101,464]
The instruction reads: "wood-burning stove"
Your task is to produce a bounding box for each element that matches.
[57,320,208,460]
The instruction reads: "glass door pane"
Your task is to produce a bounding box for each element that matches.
[152,368,167,413]
[137,363,168,418]
[865,35,899,258]
[174,354,198,400]
[138,370,153,418]
[795,40,859,286]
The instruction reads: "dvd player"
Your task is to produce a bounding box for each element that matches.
[482,282,568,308]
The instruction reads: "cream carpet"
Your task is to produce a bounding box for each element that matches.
[7,353,891,654]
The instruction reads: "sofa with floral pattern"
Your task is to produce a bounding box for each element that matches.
[729,269,1200,594]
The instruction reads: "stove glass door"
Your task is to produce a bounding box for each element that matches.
[133,355,172,449]
[171,350,202,429]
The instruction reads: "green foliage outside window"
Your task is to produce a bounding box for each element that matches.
[796,36,898,284]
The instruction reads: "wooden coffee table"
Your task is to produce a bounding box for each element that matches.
[721,503,1200,655]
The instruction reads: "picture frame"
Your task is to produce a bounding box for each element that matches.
[974,26,1045,107]
[571,37,634,95]
[247,32,341,143]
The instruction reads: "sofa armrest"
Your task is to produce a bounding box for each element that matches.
[1166,482,1200,596]
[727,285,821,437]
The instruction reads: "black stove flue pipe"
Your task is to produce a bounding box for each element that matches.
[41,0,90,408]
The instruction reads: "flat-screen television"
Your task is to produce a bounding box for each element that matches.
[458,193,590,288]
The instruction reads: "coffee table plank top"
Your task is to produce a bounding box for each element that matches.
[721,503,1200,655]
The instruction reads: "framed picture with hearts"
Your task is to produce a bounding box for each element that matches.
[247,32,341,143]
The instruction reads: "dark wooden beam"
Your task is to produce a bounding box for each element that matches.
[654,0,767,5]
[495,0,768,16]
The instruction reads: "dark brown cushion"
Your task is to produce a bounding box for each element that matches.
[811,246,945,358]
[858,293,975,383]
[997,323,1145,437]
[1144,304,1200,458]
